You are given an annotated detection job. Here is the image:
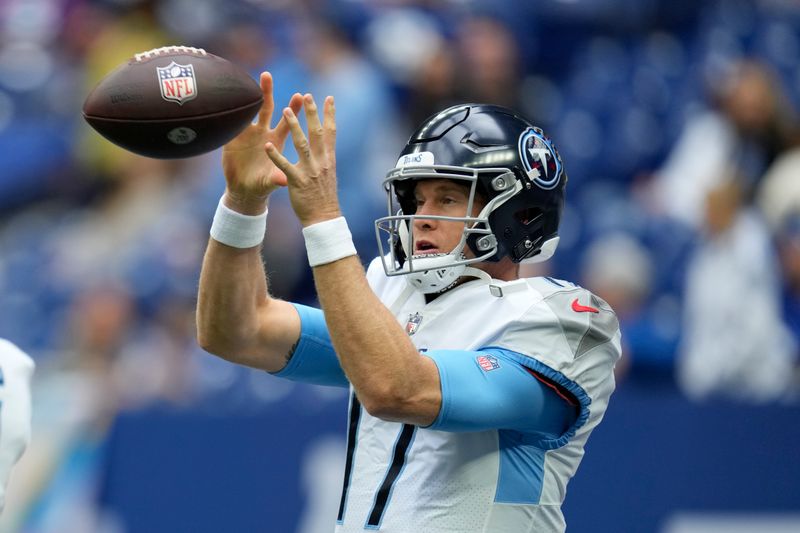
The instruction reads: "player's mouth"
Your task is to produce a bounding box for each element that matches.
[414,240,441,255]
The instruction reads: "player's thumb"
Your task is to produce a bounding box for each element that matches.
[269,168,289,188]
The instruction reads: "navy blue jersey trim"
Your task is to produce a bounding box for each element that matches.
[337,392,362,524]
[544,276,565,287]
[365,424,417,529]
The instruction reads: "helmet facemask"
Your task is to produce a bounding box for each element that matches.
[374,104,566,293]
[375,164,520,294]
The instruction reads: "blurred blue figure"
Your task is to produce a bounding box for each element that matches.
[269,11,402,258]
[678,178,796,402]
[646,59,798,230]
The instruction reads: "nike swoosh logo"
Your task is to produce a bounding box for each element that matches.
[571,298,599,313]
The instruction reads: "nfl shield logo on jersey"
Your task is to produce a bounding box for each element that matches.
[477,355,500,372]
[157,61,197,105]
[405,312,423,336]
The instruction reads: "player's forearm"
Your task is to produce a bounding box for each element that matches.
[196,239,271,362]
[312,257,440,425]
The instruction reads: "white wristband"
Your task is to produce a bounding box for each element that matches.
[302,217,357,267]
[209,195,267,248]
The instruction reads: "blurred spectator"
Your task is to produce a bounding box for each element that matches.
[364,7,456,127]
[406,11,531,126]
[456,14,524,109]
[264,11,402,302]
[368,10,530,135]
[677,178,796,403]
[62,283,137,420]
[404,34,460,129]
[3,283,133,532]
[270,10,403,272]
[76,1,172,180]
[775,212,800,395]
[645,59,798,230]
[756,146,800,233]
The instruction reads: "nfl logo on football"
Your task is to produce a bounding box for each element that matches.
[157,61,197,105]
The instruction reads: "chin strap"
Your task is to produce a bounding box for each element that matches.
[402,264,515,298]
[462,267,492,283]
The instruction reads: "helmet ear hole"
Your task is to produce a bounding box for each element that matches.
[514,207,543,226]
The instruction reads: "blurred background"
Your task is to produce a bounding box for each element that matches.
[1,0,799,531]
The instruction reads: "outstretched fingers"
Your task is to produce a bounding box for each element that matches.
[303,94,326,160]
[265,142,296,182]
[273,93,304,145]
[256,72,274,129]
[282,107,314,166]
[323,96,336,162]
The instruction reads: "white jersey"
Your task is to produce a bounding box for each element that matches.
[335,258,621,533]
[0,339,35,512]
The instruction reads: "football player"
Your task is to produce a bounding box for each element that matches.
[197,73,620,532]
[0,339,34,513]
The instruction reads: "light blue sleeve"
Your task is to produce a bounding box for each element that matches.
[270,304,349,388]
[424,347,578,446]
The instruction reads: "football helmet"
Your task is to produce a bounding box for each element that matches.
[374,104,566,293]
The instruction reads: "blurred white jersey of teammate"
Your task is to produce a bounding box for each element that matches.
[334,259,620,533]
[0,339,35,512]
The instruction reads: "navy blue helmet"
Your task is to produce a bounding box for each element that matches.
[375,104,567,291]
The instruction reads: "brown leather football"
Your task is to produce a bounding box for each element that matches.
[82,46,263,159]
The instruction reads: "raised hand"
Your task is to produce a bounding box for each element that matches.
[222,72,303,213]
[265,93,341,226]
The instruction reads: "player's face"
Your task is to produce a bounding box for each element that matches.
[410,179,485,257]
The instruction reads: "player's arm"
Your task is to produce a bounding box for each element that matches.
[313,256,442,425]
[196,73,305,373]
[197,213,299,372]
[423,348,580,440]
[309,255,577,434]
[268,96,581,429]
[265,96,442,424]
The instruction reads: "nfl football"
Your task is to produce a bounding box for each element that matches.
[82,46,263,159]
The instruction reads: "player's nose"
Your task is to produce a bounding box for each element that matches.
[412,218,434,233]
[413,203,437,231]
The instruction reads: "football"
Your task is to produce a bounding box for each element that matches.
[82,46,263,159]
